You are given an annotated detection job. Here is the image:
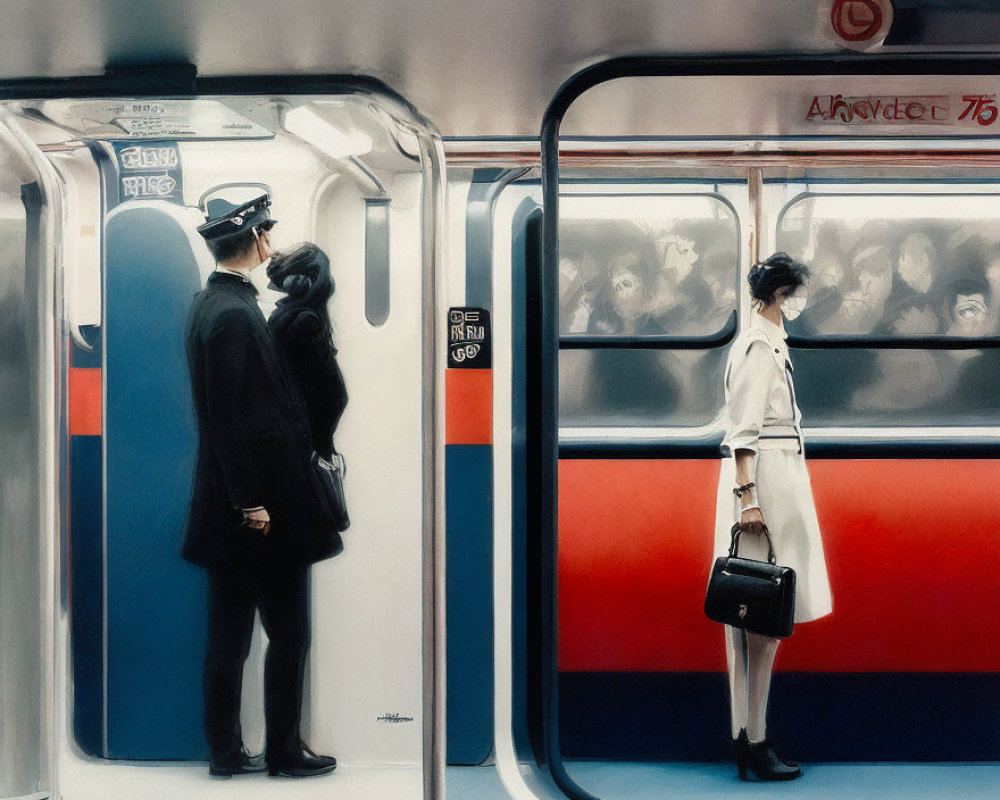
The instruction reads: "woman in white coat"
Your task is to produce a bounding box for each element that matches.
[714,252,832,781]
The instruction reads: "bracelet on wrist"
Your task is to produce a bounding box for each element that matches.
[733,481,756,498]
[740,503,760,514]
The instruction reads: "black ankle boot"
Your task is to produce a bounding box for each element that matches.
[736,731,801,781]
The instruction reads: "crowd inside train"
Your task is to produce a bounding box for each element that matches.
[557,214,1000,425]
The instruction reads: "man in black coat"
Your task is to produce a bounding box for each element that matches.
[182,193,341,778]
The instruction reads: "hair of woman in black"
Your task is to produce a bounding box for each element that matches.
[747,252,811,306]
[266,243,347,458]
[267,242,337,351]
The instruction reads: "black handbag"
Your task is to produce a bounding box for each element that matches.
[704,523,795,639]
[309,450,350,532]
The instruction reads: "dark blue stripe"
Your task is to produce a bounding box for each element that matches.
[446,444,494,765]
[69,435,104,757]
[560,672,1000,762]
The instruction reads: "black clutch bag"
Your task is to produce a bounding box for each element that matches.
[705,523,795,639]
[309,450,350,532]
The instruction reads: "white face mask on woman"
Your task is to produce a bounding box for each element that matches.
[781,285,809,321]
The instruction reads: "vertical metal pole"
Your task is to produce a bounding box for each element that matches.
[748,167,763,267]
[421,133,448,800]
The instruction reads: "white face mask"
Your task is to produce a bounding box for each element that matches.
[781,285,809,321]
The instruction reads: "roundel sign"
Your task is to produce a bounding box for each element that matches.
[819,0,894,52]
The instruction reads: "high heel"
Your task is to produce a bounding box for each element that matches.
[737,732,801,781]
[735,729,749,781]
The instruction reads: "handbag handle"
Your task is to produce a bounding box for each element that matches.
[728,522,777,565]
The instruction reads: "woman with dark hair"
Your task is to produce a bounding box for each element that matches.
[713,252,832,781]
[266,243,348,462]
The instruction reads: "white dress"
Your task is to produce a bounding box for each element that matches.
[713,313,832,623]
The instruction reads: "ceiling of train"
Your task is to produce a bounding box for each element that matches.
[5,0,1000,138]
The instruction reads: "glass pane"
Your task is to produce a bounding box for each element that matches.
[793,346,1000,426]
[560,347,727,427]
[560,194,739,336]
[778,194,1000,337]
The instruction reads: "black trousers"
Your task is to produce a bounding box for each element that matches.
[203,557,310,762]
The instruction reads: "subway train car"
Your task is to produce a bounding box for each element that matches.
[1,2,1000,800]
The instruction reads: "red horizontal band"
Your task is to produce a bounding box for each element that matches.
[558,459,1000,673]
[446,369,492,445]
[69,367,102,436]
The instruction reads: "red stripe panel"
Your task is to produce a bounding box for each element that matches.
[69,367,102,436]
[446,369,492,445]
[558,459,1000,673]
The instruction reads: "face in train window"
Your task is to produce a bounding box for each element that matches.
[655,232,699,278]
[897,232,936,294]
[945,279,991,337]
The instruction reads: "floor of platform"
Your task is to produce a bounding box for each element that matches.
[58,760,421,800]
[50,759,1000,799]
[446,761,1000,800]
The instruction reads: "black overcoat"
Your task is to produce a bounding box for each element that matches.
[268,305,348,460]
[181,272,343,567]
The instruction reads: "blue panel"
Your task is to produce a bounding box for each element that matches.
[104,206,206,759]
[446,444,493,764]
[69,435,104,757]
[560,672,1000,761]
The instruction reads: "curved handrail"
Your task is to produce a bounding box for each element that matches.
[788,333,1000,349]
[560,310,737,350]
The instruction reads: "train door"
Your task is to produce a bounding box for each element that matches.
[0,85,444,799]
[0,114,58,800]
[494,59,1000,800]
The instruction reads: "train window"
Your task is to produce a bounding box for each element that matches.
[558,192,738,427]
[777,192,1000,426]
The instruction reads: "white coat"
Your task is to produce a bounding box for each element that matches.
[713,312,832,623]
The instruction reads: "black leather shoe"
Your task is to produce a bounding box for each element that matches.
[736,731,802,781]
[267,742,337,778]
[208,748,267,778]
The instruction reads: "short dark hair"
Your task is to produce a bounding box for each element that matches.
[748,252,811,305]
[206,228,257,264]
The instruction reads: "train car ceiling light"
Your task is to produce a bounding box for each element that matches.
[284,104,373,159]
